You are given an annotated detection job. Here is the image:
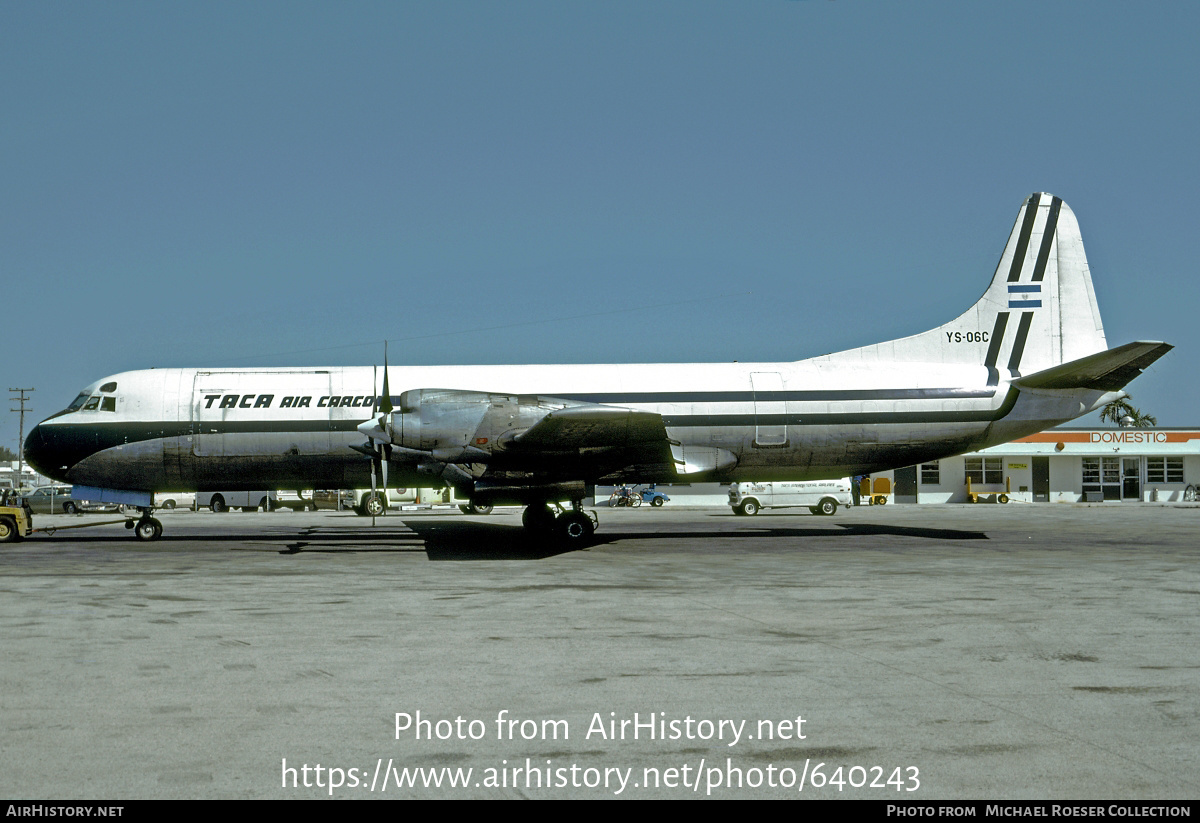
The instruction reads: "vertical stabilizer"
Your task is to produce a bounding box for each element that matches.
[827,193,1109,378]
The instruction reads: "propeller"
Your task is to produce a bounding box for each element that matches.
[355,342,394,517]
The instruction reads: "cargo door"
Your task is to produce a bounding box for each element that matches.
[751,372,788,448]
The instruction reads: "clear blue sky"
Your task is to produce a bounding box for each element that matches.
[3,1,1196,456]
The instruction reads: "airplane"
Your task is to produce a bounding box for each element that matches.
[23,193,1171,543]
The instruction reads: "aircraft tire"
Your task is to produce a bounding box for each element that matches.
[556,511,595,543]
[522,504,556,532]
[134,517,162,541]
[738,500,759,516]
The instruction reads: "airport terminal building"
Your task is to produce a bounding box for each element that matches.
[628,428,1200,507]
[892,428,1200,504]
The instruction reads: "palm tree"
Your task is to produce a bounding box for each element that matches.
[1100,394,1157,428]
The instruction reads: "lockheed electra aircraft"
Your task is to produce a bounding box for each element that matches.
[24,193,1171,542]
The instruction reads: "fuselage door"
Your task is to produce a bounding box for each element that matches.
[751,371,788,448]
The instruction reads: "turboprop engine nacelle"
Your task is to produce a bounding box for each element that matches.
[371,389,582,462]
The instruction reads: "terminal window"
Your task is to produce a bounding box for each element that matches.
[965,457,1002,485]
[920,462,940,485]
[1146,457,1184,484]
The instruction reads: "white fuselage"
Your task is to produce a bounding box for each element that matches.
[27,357,1109,494]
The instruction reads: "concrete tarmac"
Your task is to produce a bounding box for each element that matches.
[2,503,1198,799]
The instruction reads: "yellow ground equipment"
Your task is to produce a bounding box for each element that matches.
[0,493,34,542]
[861,477,891,505]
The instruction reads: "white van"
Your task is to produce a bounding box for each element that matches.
[197,491,277,512]
[728,479,853,516]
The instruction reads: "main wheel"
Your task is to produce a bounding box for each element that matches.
[817,499,838,516]
[556,511,595,543]
[522,504,556,532]
[738,500,759,516]
[210,495,227,513]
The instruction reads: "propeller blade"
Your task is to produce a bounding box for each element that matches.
[369,444,378,517]
[380,340,394,416]
[380,444,389,515]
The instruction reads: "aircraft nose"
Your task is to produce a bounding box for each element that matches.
[23,423,67,483]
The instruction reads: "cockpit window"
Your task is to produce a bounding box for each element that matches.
[83,396,100,411]
[66,392,90,412]
[99,382,117,393]
[101,397,116,412]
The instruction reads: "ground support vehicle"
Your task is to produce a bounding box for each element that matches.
[638,485,670,507]
[860,477,892,506]
[0,490,164,542]
[729,479,853,516]
[0,496,34,542]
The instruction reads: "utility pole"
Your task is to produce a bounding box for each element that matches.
[9,387,34,485]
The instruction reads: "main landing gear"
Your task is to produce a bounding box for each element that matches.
[522,501,598,544]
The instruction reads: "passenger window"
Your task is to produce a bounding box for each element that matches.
[83,396,100,411]
[101,397,116,412]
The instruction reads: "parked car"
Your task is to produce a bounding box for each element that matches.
[22,485,111,514]
[275,490,315,511]
[154,492,196,510]
[311,490,354,511]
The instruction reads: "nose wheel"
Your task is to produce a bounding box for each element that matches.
[132,515,163,541]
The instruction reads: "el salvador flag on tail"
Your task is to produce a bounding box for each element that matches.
[1008,284,1041,309]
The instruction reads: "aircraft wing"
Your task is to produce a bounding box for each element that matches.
[368,389,737,484]
[513,404,670,450]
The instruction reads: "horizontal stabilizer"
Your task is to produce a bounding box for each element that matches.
[1014,341,1172,392]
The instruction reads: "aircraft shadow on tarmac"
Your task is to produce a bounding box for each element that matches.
[30,517,987,560]
[391,518,991,560]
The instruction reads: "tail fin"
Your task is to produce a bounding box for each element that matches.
[829,193,1109,378]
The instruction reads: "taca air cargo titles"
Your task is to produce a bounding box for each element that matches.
[24,194,1171,542]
